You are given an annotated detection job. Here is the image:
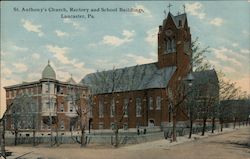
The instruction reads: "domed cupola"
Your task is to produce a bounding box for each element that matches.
[42,60,56,80]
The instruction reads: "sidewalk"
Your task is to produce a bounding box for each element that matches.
[5,127,247,159]
[122,127,236,150]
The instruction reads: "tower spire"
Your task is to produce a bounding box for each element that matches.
[167,3,173,13]
[183,4,186,13]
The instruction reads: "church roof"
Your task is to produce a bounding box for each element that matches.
[164,13,187,29]
[193,69,218,85]
[42,61,56,80]
[192,69,219,96]
[81,63,176,94]
[172,13,187,28]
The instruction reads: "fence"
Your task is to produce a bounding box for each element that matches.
[4,122,240,146]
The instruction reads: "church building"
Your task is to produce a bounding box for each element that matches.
[81,11,193,129]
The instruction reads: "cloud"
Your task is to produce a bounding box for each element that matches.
[46,45,94,77]
[126,53,154,64]
[185,2,206,19]
[232,43,239,47]
[32,53,40,60]
[234,75,250,95]
[240,49,250,54]
[1,51,7,56]
[2,68,12,77]
[27,73,41,82]
[210,60,237,74]
[55,30,69,37]
[1,78,20,117]
[145,27,158,46]
[242,30,250,36]
[46,45,72,65]
[56,70,72,81]
[21,19,44,37]
[63,19,84,31]
[12,45,28,52]
[132,4,152,17]
[209,17,224,26]
[13,63,28,72]
[211,47,242,67]
[102,30,135,46]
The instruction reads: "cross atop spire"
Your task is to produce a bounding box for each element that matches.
[167,3,173,12]
[183,4,186,13]
[48,60,50,65]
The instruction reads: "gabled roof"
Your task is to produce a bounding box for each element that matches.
[192,69,219,96]
[164,12,187,29]
[81,63,176,94]
[193,69,219,86]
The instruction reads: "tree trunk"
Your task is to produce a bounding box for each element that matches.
[32,130,36,146]
[201,118,207,136]
[212,117,215,133]
[220,120,223,132]
[55,123,59,146]
[114,128,119,148]
[14,129,18,146]
[172,113,177,142]
[80,128,86,147]
[188,119,193,139]
[1,119,6,158]
[233,118,236,129]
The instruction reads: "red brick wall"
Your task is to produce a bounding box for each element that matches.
[91,88,189,129]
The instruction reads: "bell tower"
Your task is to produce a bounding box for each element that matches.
[157,10,192,71]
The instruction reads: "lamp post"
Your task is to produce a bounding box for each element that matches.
[185,72,194,139]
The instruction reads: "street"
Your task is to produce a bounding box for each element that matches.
[5,127,250,159]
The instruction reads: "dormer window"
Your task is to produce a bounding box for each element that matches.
[178,20,182,27]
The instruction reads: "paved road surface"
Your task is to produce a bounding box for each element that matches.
[5,127,250,159]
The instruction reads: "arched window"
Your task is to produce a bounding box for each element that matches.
[167,39,171,53]
[172,38,176,52]
[60,121,64,130]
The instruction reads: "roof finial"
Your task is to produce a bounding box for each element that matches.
[70,73,73,78]
[183,4,186,13]
[167,3,173,13]
[48,60,50,65]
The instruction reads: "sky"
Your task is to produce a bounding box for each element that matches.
[1,1,250,117]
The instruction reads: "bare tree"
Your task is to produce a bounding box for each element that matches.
[218,72,239,131]
[191,37,211,72]
[167,80,188,142]
[66,86,90,147]
[186,37,214,138]
[0,115,6,158]
[84,65,148,147]
[9,94,38,145]
[186,84,199,138]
